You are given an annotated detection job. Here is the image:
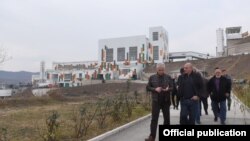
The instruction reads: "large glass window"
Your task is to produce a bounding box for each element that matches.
[121,69,130,75]
[106,48,113,62]
[64,73,72,80]
[153,32,159,41]
[129,47,137,61]
[153,46,159,60]
[52,74,58,81]
[117,47,125,61]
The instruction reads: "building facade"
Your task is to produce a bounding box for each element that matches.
[216,26,250,57]
[149,26,169,63]
[33,61,98,87]
[33,26,170,86]
[98,26,169,79]
[48,61,98,87]
[216,28,224,57]
[227,36,250,55]
[226,27,250,56]
[98,35,148,79]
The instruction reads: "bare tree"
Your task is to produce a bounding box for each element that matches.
[0,47,11,65]
[96,99,111,129]
[73,105,98,138]
[0,48,6,64]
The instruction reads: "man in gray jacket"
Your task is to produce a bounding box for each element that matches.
[145,63,173,141]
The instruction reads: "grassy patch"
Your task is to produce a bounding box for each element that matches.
[0,87,150,141]
[233,84,250,108]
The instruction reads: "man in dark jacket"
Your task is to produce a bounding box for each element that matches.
[200,77,209,115]
[208,68,230,125]
[171,75,179,110]
[222,69,232,111]
[145,63,173,141]
[177,63,203,125]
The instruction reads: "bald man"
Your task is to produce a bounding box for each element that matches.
[145,63,173,141]
[177,63,203,125]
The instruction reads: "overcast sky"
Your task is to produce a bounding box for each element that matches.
[0,0,250,72]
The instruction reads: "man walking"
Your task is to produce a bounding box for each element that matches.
[200,77,209,115]
[177,63,203,125]
[145,63,173,141]
[208,68,230,125]
[222,69,232,111]
[171,75,179,110]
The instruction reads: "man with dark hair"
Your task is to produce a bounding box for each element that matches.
[177,63,203,125]
[174,67,184,110]
[145,63,173,141]
[180,67,184,75]
[177,67,185,87]
[132,69,137,80]
[208,68,230,125]
[222,69,232,111]
[200,77,209,115]
[171,75,179,110]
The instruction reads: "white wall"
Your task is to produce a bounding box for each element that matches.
[216,28,224,55]
[0,89,12,97]
[98,35,148,65]
[149,26,169,63]
[169,51,209,59]
[97,26,169,79]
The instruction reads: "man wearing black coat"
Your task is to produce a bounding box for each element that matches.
[222,69,232,111]
[171,76,180,110]
[208,68,230,125]
[145,63,173,141]
[177,63,203,125]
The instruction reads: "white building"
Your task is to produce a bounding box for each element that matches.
[216,26,250,56]
[31,74,40,86]
[169,51,212,61]
[226,26,242,40]
[40,61,45,82]
[32,61,98,87]
[98,26,169,79]
[149,26,169,63]
[32,61,46,86]
[98,35,148,79]
[34,26,170,84]
[216,28,225,57]
[46,61,98,87]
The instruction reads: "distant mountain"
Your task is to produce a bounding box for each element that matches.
[0,71,39,84]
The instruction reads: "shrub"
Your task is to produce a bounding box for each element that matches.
[42,111,60,141]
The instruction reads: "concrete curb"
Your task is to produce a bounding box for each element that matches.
[88,114,151,141]
[232,93,250,113]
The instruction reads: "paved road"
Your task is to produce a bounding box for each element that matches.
[94,95,250,141]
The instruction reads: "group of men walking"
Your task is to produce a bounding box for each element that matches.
[145,62,232,141]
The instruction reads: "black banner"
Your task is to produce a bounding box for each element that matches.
[159,125,250,140]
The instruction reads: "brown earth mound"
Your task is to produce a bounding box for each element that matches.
[144,54,250,79]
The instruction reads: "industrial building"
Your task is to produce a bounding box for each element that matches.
[216,28,225,57]
[169,51,211,61]
[216,26,250,57]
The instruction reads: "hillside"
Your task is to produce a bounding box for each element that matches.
[144,54,250,79]
[0,71,39,84]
